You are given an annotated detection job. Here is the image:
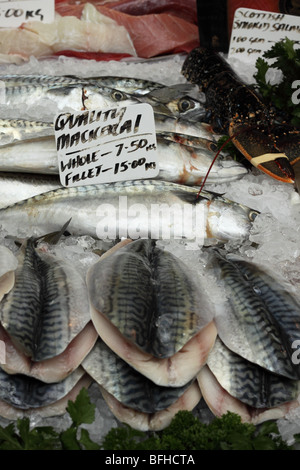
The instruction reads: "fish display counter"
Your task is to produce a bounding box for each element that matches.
[0,0,299,450]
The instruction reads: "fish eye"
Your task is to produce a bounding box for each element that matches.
[249,210,259,221]
[209,142,218,152]
[178,98,193,112]
[111,90,126,101]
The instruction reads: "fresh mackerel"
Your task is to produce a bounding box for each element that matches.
[0,115,247,186]
[0,180,258,244]
[0,74,204,120]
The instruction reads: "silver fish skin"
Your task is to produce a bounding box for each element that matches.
[0,74,204,119]
[0,118,54,145]
[0,73,190,95]
[0,238,91,361]
[0,180,258,244]
[0,75,184,118]
[0,138,59,175]
[85,75,167,96]
[0,131,247,184]
[155,133,247,184]
[210,250,300,379]
[207,337,300,409]
[82,338,192,413]
[0,73,166,95]
[154,113,218,140]
[0,74,82,87]
[135,86,205,121]
[0,173,61,209]
[2,82,139,113]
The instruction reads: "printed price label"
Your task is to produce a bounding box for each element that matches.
[229,8,300,63]
[54,103,159,188]
[0,0,54,27]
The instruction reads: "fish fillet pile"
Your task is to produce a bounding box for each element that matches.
[197,249,300,426]
[0,39,299,440]
[0,238,96,420]
[0,0,200,64]
[83,238,217,430]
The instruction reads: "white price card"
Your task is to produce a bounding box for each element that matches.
[54,103,159,188]
[229,8,300,63]
[0,0,55,27]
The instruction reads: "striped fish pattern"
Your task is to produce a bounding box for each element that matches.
[82,338,192,413]
[228,258,300,365]
[87,239,213,358]
[0,74,203,120]
[0,239,91,361]
[207,338,300,409]
[211,250,300,379]
[0,366,85,409]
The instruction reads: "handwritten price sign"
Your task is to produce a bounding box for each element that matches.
[0,0,54,27]
[54,104,159,187]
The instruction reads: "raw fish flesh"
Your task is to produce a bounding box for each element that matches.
[90,306,217,387]
[210,250,300,379]
[0,366,85,409]
[207,338,300,409]
[82,338,193,412]
[0,321,98,383]
[197,366,300,426]
[56,2,200,58]
[87,239,218,387]
[0,238,91,361]
[0,373,92,420]
[99,380,202,431]
[0,3,136,64]
[87,239,215,358]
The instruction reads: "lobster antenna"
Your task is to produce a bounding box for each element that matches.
[196,133,238,198]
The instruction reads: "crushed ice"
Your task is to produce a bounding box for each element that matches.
[0,53,299,445]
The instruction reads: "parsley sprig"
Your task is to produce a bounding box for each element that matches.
[254,38,300,126]
[0,388,100,450]
[0,388,298,450]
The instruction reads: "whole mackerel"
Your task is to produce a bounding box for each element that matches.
[0,74,204,120]
[0,128,247,184]
[0,180,258,245]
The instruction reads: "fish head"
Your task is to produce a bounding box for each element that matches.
[165,95,206,121]
[209,157,248,182]
[205,195,259,242]
[84,85,138,109]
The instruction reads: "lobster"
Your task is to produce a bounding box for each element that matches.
[181,47,300,188]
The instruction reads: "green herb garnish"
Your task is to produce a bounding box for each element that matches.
[101,410,294,451]
[0,389,298,450]
[254,37,300,126]
[0,388,100,450]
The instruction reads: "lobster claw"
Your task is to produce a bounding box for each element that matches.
[229,120,295,184]
[273,124,300,192]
